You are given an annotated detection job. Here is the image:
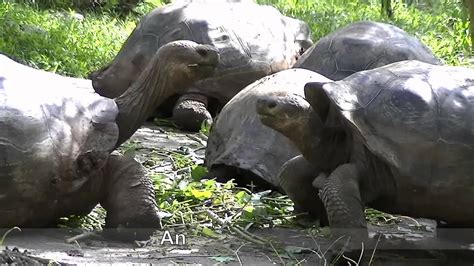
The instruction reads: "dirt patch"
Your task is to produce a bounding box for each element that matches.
[2,224,474,265]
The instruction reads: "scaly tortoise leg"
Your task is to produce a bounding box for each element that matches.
[172,93,212,131]
[312,163,367,242]
[279,155,328,226]
[100,152,161,240]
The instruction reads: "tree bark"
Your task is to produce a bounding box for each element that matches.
[465,0,474,51]
[381,0,393,18]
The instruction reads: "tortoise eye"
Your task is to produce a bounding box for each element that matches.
[196,48,209,57]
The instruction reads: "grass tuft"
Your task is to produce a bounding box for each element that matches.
[0,1,137,77]
[258,0,471,65]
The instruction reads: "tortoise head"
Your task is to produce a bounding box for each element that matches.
[256,90,324,147]
[91,41,219,98]
[256,91,310,134]
[113,40,220,147]
[256,88,331,164]
[156,40,220,89]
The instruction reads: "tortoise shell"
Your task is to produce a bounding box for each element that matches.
[91,1,312,105]
[0,54,118,213]
[205,68,331,187]
[312,60,474,186]
[294,21,441,80]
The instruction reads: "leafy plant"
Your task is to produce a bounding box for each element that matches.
[257,0,471,65]
[0,1,137,77]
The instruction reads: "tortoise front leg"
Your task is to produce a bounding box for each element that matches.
[101,152,161,240]
[279,155,328,225]
[172,93,212,131]
[313,163,367,239]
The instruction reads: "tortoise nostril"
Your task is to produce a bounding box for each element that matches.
[267,100,277,109]
[196,48,209,57]
[256,98,278,113]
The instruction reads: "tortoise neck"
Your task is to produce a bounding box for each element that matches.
[299,106,352,172]
[114,58,174,148]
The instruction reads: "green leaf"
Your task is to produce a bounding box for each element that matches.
[190,189,212,200]
[191,165,208,181]
[235,191,250,204]
[210,256,235,263]
[201,226,220,239]
[284,245,313,254]
[199,119,212,136]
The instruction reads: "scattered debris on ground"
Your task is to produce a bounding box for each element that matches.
[2,124,473,265]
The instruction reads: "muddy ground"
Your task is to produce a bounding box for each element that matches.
[2,124,474,265]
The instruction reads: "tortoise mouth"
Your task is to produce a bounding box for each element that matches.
[257,111,275,119]
[192,62,218,77]
[198,61,218,66]
[188,60,219,69]
[257,112,278,127]
[198,64,218,72]
[197,63,218,68]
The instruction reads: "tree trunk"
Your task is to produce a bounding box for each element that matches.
[381,0,393,18]
[465,0,474,52]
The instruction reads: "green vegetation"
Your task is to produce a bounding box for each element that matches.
[0,2,135,77]
[0,0,470,79]
[259,0,471,65]
[1,0,471,238]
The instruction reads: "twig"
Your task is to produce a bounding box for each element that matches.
[342,254,358,265]
[0,227,21,245]
[150,254,220,261]
[331,237,351,265]
[73,240,81,250]
[205,209,231,226]
[205,210,267,245]
[199,211,295,265]
[397,215,421,226]
[186,134,207,146]
[307,230,324,261]
[193,146,206,152]
[198,132,208,141]
[368,234,381,266]
[230,187,254,221]
[269,241,285,265]
[295,258,307,265]
[357,241,364,265]
[65,231,99,244]
[260,196,292,203]
[234,242,247,266]
[258,251,275,264]
[231,227,266,245]
[322,235,346,257]
[234,225,267,243]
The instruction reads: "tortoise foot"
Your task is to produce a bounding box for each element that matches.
[101,153,162,241]
[172,93,212,131]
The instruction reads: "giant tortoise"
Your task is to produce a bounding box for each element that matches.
[0,41,219,238]
[205,20,441,204]
[294,21,441,80]
[256,60,474,239]
[89,0,312,131]
[205,69,331,223]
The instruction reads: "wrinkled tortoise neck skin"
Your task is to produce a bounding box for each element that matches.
[304,104,399,210]
[296,104,351,172]
[114,51,191,148]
